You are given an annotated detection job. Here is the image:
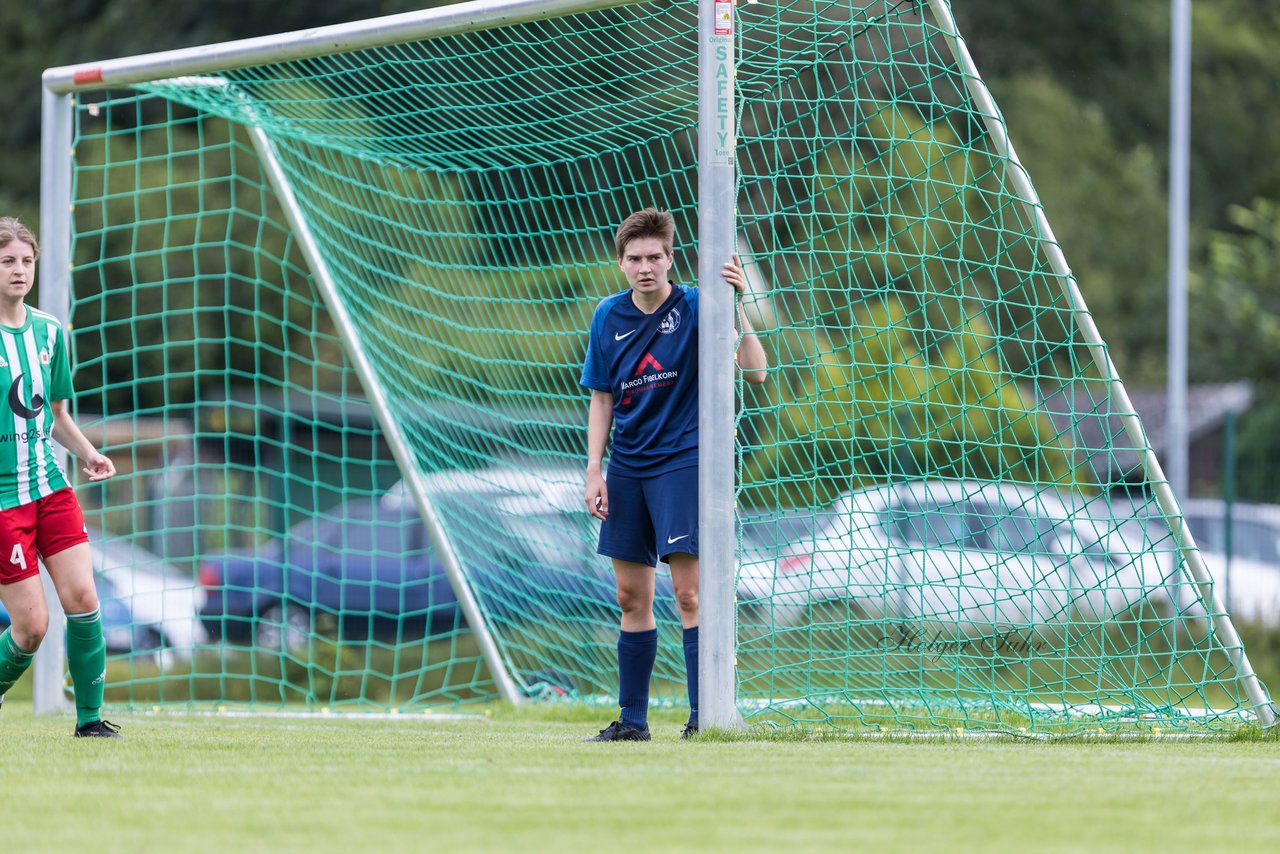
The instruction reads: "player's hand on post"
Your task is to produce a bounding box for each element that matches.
[83,452,116,482]
[722,253,746,294]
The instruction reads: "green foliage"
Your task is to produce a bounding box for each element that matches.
[806,96,988,310]
[1231,398,1280,504]
[741,295,1088,509]
[2,2,447,224]
[1185,194,1280,494]
[996,75,1168,384]
[961,0,1280,236]
[70,105,337,413]
[740,97,1092,509]
[1190,198,1280,382]
[2,0,1278,398]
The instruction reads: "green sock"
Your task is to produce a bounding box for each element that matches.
[66,609,107,727]
[0,627,36,698]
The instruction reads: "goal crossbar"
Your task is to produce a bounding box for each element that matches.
[43,0,642,94]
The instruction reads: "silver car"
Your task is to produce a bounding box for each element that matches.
[737,480,1181,632]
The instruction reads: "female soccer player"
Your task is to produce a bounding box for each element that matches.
[0,216,120,737]
[581,208,767,741]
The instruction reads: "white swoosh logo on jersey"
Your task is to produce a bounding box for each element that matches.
[667,534,690,544]
[614,329,637,341]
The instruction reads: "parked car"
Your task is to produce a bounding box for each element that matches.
[0,529,207,669]
[736,480,1182,632]
[1181,498,1280,625]
[198,467,624,650]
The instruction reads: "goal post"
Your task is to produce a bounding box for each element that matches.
[34,0,1275,733]
[697,0,742,731]
[32,79,76,714]
[242,112,524,706]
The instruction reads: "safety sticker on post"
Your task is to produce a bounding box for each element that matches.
[715,1,733,36]
[709,0,735,167]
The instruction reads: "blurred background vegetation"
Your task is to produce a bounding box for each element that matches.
[2,0,1279,501]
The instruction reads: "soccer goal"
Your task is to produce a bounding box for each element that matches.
[36,0,1274,734]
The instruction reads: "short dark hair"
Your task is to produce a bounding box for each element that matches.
[0,217,38,259]
[614,208,675,258]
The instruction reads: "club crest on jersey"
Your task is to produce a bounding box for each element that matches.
[658,307,681,335]
[40,349,50,365]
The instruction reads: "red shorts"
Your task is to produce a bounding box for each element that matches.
[0,488,89,584]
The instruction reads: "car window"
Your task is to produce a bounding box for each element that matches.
[423,491,593,569]
[345,518,412,555]
[1237,520,1280,563]
[889,499,974,549]
[286,516,324,545]
[740,512,820,553]
[311,500,417,555]
[286,499,376,545]
[503,511,597,568]
[987,510,1058,554]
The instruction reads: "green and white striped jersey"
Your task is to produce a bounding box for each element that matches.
[0,306,73,509]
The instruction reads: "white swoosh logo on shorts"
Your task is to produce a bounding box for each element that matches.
[667,534,690,544]
[615,329,637,341]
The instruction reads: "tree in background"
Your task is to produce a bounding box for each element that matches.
[1191,198,1280,501]
[5,0,1280,499]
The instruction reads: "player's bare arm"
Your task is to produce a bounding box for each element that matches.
[50,400,116,482]
[585,389,613,520]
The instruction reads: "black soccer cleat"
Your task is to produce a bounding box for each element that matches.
[681,721,699,740]
[74,719,122,739]
[584,720,651,742]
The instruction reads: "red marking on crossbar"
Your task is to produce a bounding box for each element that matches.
[72,68,104,85]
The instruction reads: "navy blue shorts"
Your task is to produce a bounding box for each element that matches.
[597,466,698,566]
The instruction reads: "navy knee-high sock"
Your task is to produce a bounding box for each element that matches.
[618,628,658,728]
[683,625,699,726]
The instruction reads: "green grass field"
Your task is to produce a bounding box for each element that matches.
[3,684,1278,853]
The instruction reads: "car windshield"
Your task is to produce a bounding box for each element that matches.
[284,499,421,557]
[887,499,1060,554]
[987,510,1059,555]
[889,498,976,549]
[428,490,596,569]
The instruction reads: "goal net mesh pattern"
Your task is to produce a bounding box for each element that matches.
[58,0,1269,732]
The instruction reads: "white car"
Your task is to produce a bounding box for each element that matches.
[92,530,208,669]
[1180,499,1280,625]
[737,480,1182,633]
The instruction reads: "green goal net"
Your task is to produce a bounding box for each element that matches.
[47,0,1273,734]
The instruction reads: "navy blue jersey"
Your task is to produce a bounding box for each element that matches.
[581,284,699,476]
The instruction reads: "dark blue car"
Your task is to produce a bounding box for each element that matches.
[198,475,623,650]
